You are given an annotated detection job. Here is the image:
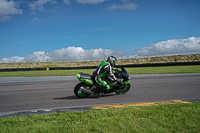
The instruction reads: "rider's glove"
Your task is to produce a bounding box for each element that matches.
[117,79,123,86]
[113,67,119,72]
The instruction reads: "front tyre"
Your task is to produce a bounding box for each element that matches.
[115,83,131,94]
[74,82,90,98]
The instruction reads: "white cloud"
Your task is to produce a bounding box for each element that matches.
[106,3,137,10]
[29,0,57,11]
[2,37,200,63]
[50,46,125,61]
[24,51,51,62]
[63,0,70,5]
[0,56,25,63]
[0,47,125,63]
[76,0,107,4]
[51,47,125,61]
[0,0,23,22]
[136,37,200,56]
[29,17,41,23]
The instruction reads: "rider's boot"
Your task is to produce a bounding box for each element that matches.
[91,84,111,93]
[103,85,111,93]
[91,86,103,93]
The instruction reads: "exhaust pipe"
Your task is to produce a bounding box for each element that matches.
[80,87,94,94]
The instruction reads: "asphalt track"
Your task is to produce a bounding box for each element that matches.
[0,73,200,117]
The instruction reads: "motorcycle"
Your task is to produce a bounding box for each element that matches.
[74,67,131,98]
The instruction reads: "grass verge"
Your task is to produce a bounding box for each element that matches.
[0,65,200,77]
[0,69,95,77]
[0,102,199,133]
[126,65,200,74]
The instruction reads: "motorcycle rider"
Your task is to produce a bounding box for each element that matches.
[92,56,122,92]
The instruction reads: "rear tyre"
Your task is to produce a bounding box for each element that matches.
[74,82,90,98]
[115,83,131,94]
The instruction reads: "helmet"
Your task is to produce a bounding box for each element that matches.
[107,56,117,67]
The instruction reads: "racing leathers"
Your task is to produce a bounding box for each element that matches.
[92,60,118,91]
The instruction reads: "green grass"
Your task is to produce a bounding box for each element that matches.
[0,69,95,77]
[0,102,199,133]
[0,65,200,77]
[126,65,200,74]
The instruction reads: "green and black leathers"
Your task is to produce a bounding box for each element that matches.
[93,60,118,90]
[75,66,131,98]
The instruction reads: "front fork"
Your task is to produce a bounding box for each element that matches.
[116,80,130,90]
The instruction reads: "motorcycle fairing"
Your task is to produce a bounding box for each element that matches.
[76,73,93,85]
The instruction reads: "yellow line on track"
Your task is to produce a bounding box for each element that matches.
[91,100,191,110]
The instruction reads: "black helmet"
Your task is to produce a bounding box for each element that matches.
[107,56,117,67]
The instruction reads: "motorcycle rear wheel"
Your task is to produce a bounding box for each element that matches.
[74,82,91,98]
[115,83,131,94]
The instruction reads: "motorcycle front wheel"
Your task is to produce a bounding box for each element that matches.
[115,83,131,94]
[74,82,91,98]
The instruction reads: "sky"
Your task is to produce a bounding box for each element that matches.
[0,0,200,63]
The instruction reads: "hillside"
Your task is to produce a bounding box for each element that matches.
[0,54,200,69]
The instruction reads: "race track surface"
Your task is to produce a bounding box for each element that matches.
[0,74,200,114]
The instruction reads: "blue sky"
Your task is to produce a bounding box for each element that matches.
[0,0,200,62]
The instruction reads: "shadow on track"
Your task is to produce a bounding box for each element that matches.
[53,93,116,100]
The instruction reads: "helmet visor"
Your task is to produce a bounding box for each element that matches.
[110,56,117,66]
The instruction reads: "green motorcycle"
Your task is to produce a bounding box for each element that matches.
[74,67,131,98]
